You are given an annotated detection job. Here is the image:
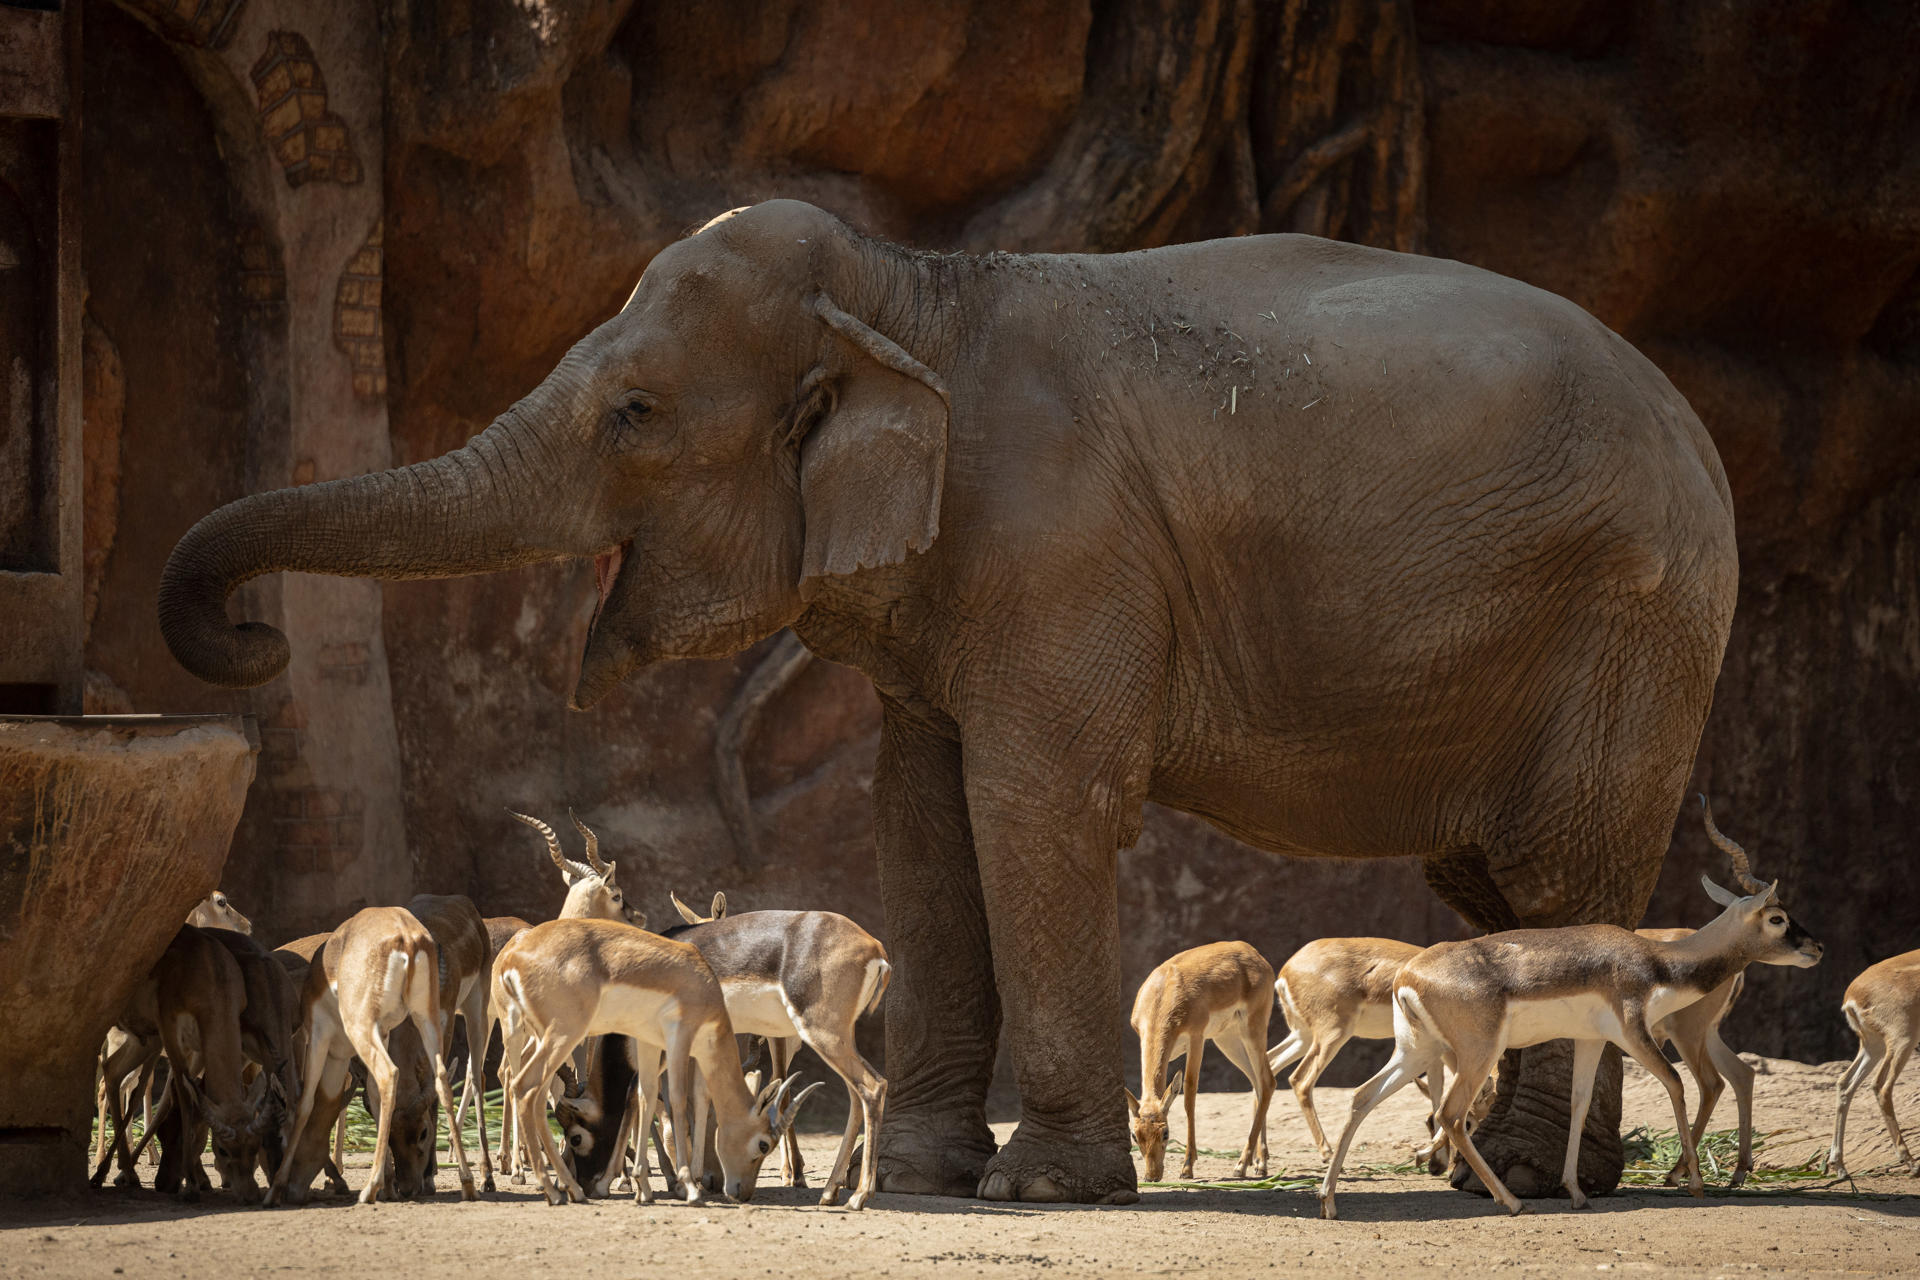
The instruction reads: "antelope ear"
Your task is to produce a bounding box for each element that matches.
[671,891,704,926]
[710,891,727,920]
[795,295,950,599]
[1158,1074,1181,1112]
[1700,874,1741,907]
[1123,1087,1141,1119]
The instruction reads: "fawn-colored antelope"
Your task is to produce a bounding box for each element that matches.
[186,890,252,934]
[1318,804,1821,1219]
[509,809,639,926]
[1127,942,1275,1181]
[1266,936,1493,1171]
[268,907,479,1206]
[1825,947,1920,1178]
[376,895,495,1197]
[493,917,822,1205]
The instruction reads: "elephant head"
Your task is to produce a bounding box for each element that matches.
[160,201,951,706]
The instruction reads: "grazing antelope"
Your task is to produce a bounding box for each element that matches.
[1824,947,1920,1178]
[509,809,640,926]
[478,916,531,1184]
[150,926,274,1202]
[657,898,890,1208]
[203,928,301,1183]
[492,917,823,1205]
[1318,802,1822,1219]
[1127,942,1275,1182]
[267,906,479,1206]
[272,932,353,1197]
[94,891,256,1172]
[378,895,495,1197]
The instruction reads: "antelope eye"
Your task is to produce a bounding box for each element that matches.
[1768,914,1786,926]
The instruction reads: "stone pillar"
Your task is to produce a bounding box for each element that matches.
[0,0,82,714]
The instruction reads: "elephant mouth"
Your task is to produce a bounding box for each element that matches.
[575,538,637,710]
[589,540,630,635]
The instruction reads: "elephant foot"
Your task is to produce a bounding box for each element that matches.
[977,1128,1137,1205]
[876,1106,997,1197]
[1452,1042,1622,1202]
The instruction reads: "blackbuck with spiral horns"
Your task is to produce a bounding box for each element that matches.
[493,918,824,1206]
[1318,795,1822,1219]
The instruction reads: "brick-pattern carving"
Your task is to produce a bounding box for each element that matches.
[250,32,360,187]
[318,640,371,685]
[272,782,367,874]
[259,698,366,873]
[124,0,247,50]
[238,224,285,304]
[333,222,385,399]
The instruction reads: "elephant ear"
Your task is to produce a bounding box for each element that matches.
[796,295,951,599]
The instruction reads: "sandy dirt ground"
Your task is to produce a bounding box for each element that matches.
[4,1055,1915,1278]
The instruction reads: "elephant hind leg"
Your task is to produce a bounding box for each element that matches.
[1428,734,1684,1200]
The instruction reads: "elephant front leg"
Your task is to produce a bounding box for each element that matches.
[966,752,1142,1206]
[871,704,1002,1197]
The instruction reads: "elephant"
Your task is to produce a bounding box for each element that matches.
[160,199,1737,1205]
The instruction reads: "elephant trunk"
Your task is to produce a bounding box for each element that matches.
[160,419,572,689]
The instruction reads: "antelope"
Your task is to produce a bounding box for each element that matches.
[94,890,256,1172]
[479,916,531,1184]
[643,896,889,1208]
[267,906,479,1206]
[187,890,253,934]
[509,809,639,926]
[1824,946,1920,1178]
[1317,800,1822,1219]
[273,932,352,1196]
[492,917,823,1205]
[1127,941,1275,1182]
[1266,937,1494,1171]
[378,895,495,1197]
[150,926,275,1202]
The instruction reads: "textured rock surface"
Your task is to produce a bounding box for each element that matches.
[65,0,1920,1082]
[0,716,255,1193]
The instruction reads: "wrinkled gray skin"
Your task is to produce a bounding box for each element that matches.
[160,200,1737,1203]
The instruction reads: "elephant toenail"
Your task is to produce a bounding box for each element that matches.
[1020,1175,1066,1203]
[977,1172,1015,1200]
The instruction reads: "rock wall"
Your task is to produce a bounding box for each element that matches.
[73,0,1920,1082]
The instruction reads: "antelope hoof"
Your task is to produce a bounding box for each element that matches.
[461,1181,479,1203]
[1567,1188,1589,1210]
[1317,1193,1337,1220]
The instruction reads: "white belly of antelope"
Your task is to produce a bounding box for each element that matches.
[1502,992,1627,1047]
[1204,1007,1246,1039]
[719,978,799,1040]
[591,984,682,1045]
